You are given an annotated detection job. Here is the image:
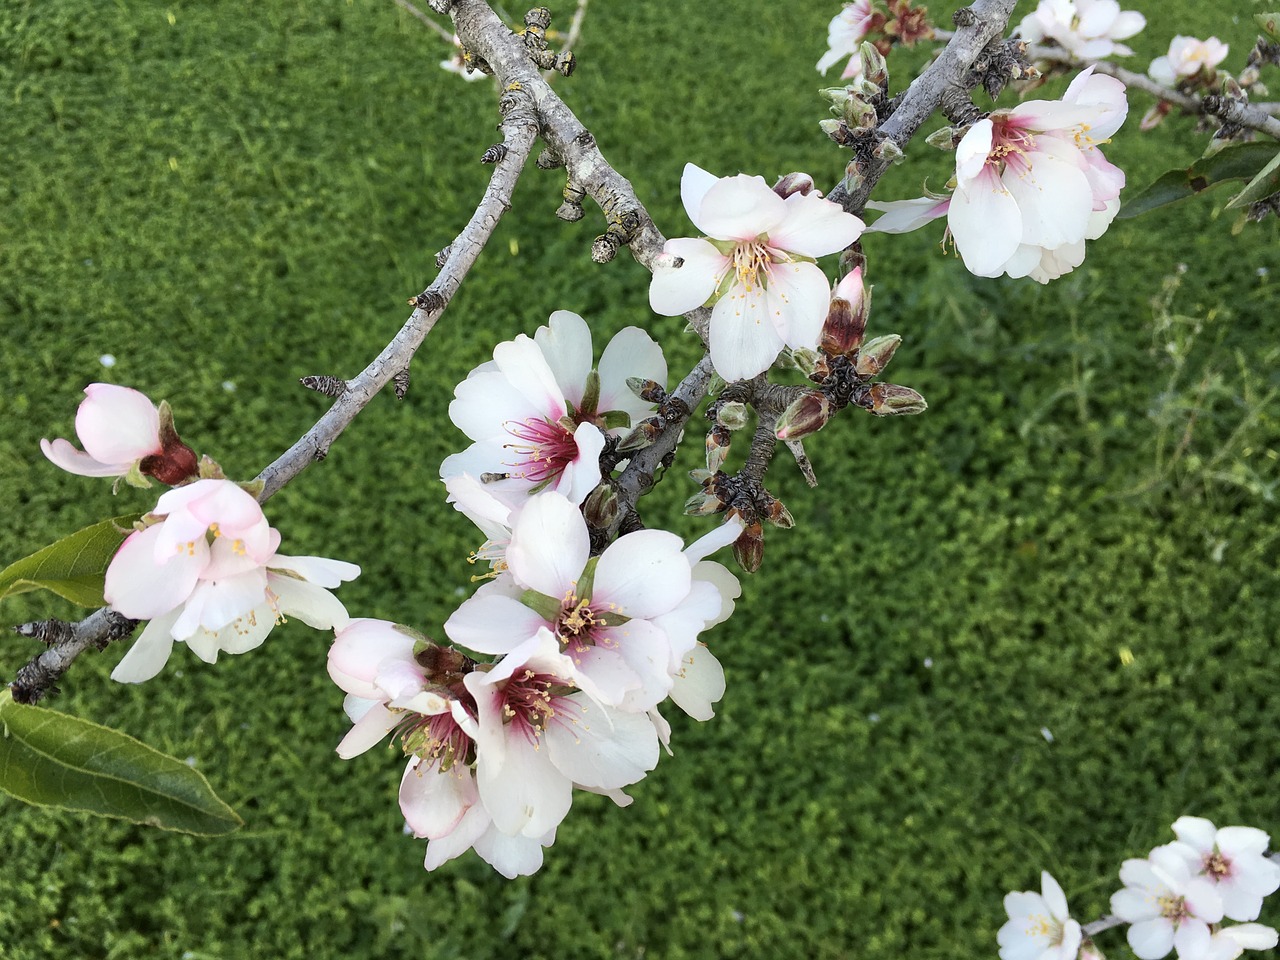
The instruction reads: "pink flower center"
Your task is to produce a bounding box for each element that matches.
[503,416,579,484]
[554,591,624,654]
[397,706,474,772]
[1157,894,1192,925]
[988,118,1038,175]
[1204,852,1233,882]
[498,668,576,742]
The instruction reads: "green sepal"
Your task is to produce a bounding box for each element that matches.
[576,556,599,602]
[594,611,632,628]
[236,478,266,500]
[0,514,141,607]
[579,370,601,419]
[122,460,152,490]
[197,455,225,479]
[599,409,631,431]
[519,588,562,621]
[393,622,432,651]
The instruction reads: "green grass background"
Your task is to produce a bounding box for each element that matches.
[2,1,1279,958]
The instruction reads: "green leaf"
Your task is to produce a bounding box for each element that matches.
[518,588,562,621]
[1256,12,1280,43]
[0,515,140,607]
[0,690,243,835]
[1227,148,1280,209]
[1118,143,1280,219]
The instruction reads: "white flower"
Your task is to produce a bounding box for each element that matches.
[1149,37,1229,86]
[1016,0,1146,60]
[442,310,665,508]
[998,871,1084,960]
[1168,816,1280,922]
[1111,844,1226,959]
[866,69,1127,283]
[816,0,878,76]
[649,163,864,381]
[1205,924,1279,960]
[106,479,359,682]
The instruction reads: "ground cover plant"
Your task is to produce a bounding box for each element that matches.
[1,0,1278,958]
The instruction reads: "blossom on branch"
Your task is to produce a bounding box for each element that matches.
[1167,816,1280,922]
[1015,0,1146,60]
[650,163,864,381]
[40,383,197,486]
[998,871,1083,960]
[866,68,1128,283]
[106,478,359,682]
[1148,37,1229,87]
[442,310,665,508]
[816,0,881,77]
[1111,843,1225,959]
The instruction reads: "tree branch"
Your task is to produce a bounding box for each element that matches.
[9,610,138,704]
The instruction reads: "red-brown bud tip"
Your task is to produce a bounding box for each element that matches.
[776,391,833,441]
[732,521,765,574]
[772,172,816,199]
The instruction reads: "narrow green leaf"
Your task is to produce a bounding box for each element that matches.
[0,690,243,835]
[0,515,139,607]
[1119,143,1280,219]
[1256,12,1280,43]
[1227,148,1280,209]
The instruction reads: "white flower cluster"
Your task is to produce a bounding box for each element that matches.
[328,314,743,878]
[1000,818,1280,960]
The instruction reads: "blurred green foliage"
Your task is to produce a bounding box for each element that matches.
[1,1,1279,958]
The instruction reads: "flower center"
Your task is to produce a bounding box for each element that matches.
[398,709,474,772]
[988,119,1037,174]
[1157,894,1191,925]
[1024,913,1060,942]
[1204,851,1233,881]
[498,668,571,740]
[732,240,775,293]
[502,416,579,484]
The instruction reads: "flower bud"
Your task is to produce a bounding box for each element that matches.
[859,41,888,89]
[821,268,869,357]
[867,383,927,416]
[819,119,855,146]
[1078,939,1106,960]
[618,418,659,452]
[627,377,666,404]
[772,172,815,199]
[872,139,904,163]
[715,401,749,430]
[791,347,822,379]
[765,498,794,529]
[705,425,731,472]
[776,390,833,441]
[844,95,878,132]
[855,334,901,376]
[732,521,765,574]
[925,125,965,151]
[685,489,726,517]
[583,484,620,528]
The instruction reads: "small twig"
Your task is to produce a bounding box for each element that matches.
[9,609,139,704]
[392,0,456,42]
[544,0,589,82]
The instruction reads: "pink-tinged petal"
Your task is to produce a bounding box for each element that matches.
[1040,872,1070,921]
[424,804,490,871]
[505,491,589,596]
[1082,150,1125,205]
[949,170,1022,277]
[864,197,951,234]
[1183,877,1225,923]
[39,438,128,477]
[649,237,729,316]
[1003,153,1093,249]
[1010,100,1108,134]
[680,162,720,225]
[695,173,788,241]
[533,310,594,407]
[597,326,666,420]
[444,592,546,655]
[493,335,568,420]
[669,643,725,721]
[554,422,605,505]
[399,759,475,839]
[956,120,995,185]
[595,528,690,618]
[336,701,399,757]
[171,570,268,639]
[707,282,787,381]
[767,260,835,349]
[327,619,416,697]
[471,825,549,878]
[609,620,675,712]
[441,440,538,514]
[105,524,202,620]
[270,574,349,631]
[76,383,161,464]
[109,608,180,683]
[1128,918,1176,960]
[1111,887,1161,922]
[450,370,541,441]
[1173,921,1212,960]
[1171,816,1218,853]
[767,192,863,258]
[545,700,659,789]
[266,554,360,589]
[156,479,265,536]
[477,731,573,837]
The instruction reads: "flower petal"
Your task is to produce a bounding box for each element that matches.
[545,700,659,789]
[767,192,864,258]
[694,173,788,241]
[336,701,399,758]
[76,383,161,464]
[864,196,951,234]
[534,310,593,408]
[649,237,729,316]
[505,492,590,597]
[768,260,836,350]
[595,528,690,618]
[597,326,666,421]
[708,281,787,381]
[109,608,180,683]
[680,162,719,226]
[948,168,1023,277]
[669,643,725,721]
[444,592,547,655]
[104,524,203,621]
[39,438,128,477]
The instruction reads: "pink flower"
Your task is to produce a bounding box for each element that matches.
[41,383,197,485]
[1111,844,1225,959]
[443,310,665,508]
[649,163,864,381]
[1168,816,1280,922]
[1016,0,1146,60]
[1149,37,1229,86]
[866,69,1127,283]
[106,479,359,682]
[816,0,878,77]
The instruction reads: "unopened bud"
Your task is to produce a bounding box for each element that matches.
[925,125,965,151]
[715,401,749,430]
[772,172,815,199]
[705,425,731,472]
[819,118,855,146]
[627,377,666,404]
[821,268,869,356]
[140,400,199,486]
[685,489,726,517]
[1078,939,1106,960]
[819,86,854,109]
[844,95,878,131]
[776,390,833,441]
[872,139,905,163]
[855,334,901,376]
[859,41,888,89]
[1223,75,1245,100]
[618,418,659,452]
[791,347,822,378]
[583,484,620,528]
[868,383,927,416]
[732,521,765,574]
[765,498,794,529]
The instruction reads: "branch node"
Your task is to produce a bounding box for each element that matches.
[435,245,452,269]
[13,619,76,646]
[314,439,331,462]
[480,142,510,164]
[413,289,446,313]
[393,369,411,400]
[952,6,978,27]
[536,148,564,169]
[299,375,348,398]
[591,233,620,263]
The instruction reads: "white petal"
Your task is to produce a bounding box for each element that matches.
[104,524,202,621]
[471,824,549,878]
[864,196,951,234]
[679,162,719,226]
[533,310,593,408]
[449,370,539,441]
[648,237,729,316]
[767,260,836,350]
[1171,816,1217,853]
[1111,888,1160,922]
[271,574,349,630]
[684,517,744,563]
[694,173,788,241]
[595,529,690,618]
[336,701,399,758]
[493,335,568,419]
[399,759,475,839]
[76,383,161,464]
[1128,918,1175,960]
[554,422,605,505]
[444,592,546,655]
[610,619,676,712]
[424,804,490,871]
[948,169,1023,277]
[266,554,360,589]
[596,327,666,420]
[505,491,589,597]
[109,608,180,683]
[1174,920,1213,960]
[708,281,786,381]
[956,120,995,185]
[668,643,725,721]
[1040,872,1070,921]
[766,192,864,258]
[692,560,741,628]
[171,571,267,639]
[476,731,573,837]
[39,438,128,477]
[545,699,659,789]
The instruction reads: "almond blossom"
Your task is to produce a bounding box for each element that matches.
[649,163,864,381]
[816,0,878,77]
[442,309,665,508]
[1167,816,1280,922]
[866,68,1128,283]
[998,871,1084,960]
[1015,0,1146,60]
[40,383,196,486]
[1111,844,1225,959]
[1149,37,1229,87]
[1205,924,1279,960]
[106,478,359,682]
